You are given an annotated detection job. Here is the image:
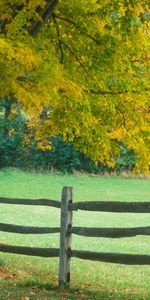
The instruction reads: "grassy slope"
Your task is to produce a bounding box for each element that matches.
[0,168,150,299]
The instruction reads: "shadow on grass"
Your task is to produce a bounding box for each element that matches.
[1,279,144,300]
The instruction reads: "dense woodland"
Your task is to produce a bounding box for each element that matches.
[0,0,149,173]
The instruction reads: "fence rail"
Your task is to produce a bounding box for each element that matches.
[0,197,61,208]
[0,223,60,234]
[71,226,150,238]
[2,197,150,212]
[72,201,150,212]
[0,187,150,288]
[1,243,150,265]
[1,223,150,237]
[0,243,59,257]
[71,250,150,265]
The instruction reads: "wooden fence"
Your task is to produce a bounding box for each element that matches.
[0,186,150,288]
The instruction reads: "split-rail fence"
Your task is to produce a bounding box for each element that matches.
[0,186,150,288]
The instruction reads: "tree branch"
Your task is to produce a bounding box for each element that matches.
[61,41,89,75]
[53,13,102,45]
[115,106,140,143]
[87,88,150,95]
[28,0,59,36]
[52,14,64,63]
[0,0,59,36]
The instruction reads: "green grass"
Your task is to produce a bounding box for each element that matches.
[0,168,150,299]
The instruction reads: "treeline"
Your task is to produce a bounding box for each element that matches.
[0,103,136,174]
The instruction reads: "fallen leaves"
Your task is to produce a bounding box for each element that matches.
[0,267,17,280]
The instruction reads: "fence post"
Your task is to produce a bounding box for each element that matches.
[59,186,73,288]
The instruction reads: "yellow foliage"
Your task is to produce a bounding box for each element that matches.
[108,128,126,140]
[37,140,52,151]
[0,0,149,172]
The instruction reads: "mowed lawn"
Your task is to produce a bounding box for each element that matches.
[0,168,150,299]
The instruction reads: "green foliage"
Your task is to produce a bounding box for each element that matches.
[0,112,26,167]
[22,135,82,173]
[115,142,137,173]
[0,100,137,173]
[0,108,136,174]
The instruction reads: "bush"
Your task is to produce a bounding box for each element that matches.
[0,109,136,174]
[115,142,136,173]
[0,114,27,167]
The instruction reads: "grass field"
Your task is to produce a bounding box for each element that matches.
[0,168,150,299]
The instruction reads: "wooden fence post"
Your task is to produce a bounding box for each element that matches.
[59,186,73,288]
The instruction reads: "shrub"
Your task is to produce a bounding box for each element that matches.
[0,107,137,174]
[115,142,136,173]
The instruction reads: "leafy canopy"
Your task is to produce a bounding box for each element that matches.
[0,0,150,172]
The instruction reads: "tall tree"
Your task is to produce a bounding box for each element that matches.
[0,0,150,172]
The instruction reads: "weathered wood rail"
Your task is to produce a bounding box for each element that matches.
[71,201,150,212]
[0,186,150,288]
[0,197,61,208]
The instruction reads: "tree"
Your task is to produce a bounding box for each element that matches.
[0,0,149,172]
